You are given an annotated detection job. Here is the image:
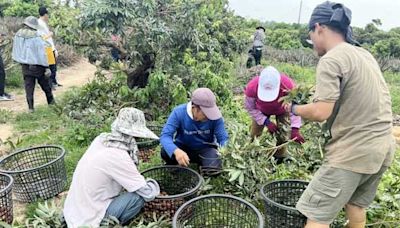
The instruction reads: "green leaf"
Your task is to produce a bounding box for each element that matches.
[229,170,241,182]
[238,172,244,186]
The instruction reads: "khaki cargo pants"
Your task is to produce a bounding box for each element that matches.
[250,114,290,158]
[296,164,389,224]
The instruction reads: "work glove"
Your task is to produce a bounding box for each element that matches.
[264,118,278,134]
[290,127,305,144]
[136,179,160,202]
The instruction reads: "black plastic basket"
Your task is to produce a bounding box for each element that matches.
[0,145,67,203]
[260,180,308,228]
[0,173,13,224]
[173,194,264,228]
[136,124,162,150]
[141,165,203,219]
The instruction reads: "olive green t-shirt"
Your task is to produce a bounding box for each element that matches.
[314,42,396,174]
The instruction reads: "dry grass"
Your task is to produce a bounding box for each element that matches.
[56,44,80,67]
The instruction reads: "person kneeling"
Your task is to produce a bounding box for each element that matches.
[63,108,160,227]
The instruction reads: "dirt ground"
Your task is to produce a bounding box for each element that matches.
[0,59,96,152]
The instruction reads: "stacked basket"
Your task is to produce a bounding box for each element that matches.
[0,145,67,203]
[0,173,13,224]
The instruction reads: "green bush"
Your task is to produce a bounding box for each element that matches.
[3,0,39,17]
[5,65,23,89]
[0,0,12,17]
[48,6,80,45]
[372,37,400,58]
[267,29,303,50]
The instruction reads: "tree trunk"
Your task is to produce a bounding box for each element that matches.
[127,54,155,89]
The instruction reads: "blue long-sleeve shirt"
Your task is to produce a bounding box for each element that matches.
[160,103,229,157]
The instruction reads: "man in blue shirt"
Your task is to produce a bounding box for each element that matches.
[160,88,229,173]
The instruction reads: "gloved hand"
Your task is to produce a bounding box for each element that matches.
[264,118,278,134]
[136,178,160,202]
[291,128,305,144]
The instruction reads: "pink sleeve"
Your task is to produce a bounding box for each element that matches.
[290,112,302,128]
[244,96,267,126]
[280,74,295,92]
[244,76,259,98]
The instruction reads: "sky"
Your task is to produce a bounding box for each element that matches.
[228,0,400,31]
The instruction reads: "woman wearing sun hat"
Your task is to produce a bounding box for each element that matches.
[244,66,304,164]
[12,16,55,112]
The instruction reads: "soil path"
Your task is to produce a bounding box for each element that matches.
[0,59,96,151]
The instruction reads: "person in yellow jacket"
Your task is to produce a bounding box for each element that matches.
[38,6,61,89]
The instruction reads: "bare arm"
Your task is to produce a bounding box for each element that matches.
[292,101,335,122]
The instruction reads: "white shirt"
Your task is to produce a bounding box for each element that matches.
[63,136,147,228]
[37,18,56,51]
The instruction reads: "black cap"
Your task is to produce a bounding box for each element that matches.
[39,6,48,16]
[256,26,265,32]
[308,1,359,46]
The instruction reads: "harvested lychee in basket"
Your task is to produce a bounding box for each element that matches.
[141,165,203,219]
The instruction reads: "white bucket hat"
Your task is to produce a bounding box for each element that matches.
[257,66,281,102]
[111,108,159,140]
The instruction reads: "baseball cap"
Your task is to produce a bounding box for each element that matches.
[257,66,281,102]
[191,88,222,120]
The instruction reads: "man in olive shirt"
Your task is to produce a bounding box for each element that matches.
[285,2,396,228]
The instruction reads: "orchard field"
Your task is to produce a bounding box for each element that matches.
[0,0,399,227]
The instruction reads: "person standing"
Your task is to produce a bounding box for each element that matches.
[12,16,55,112]
[244,66,305,164]
[284,2,396,227]
[252,26,265,65]
[38,6,61,89]
[0,41,13,101]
